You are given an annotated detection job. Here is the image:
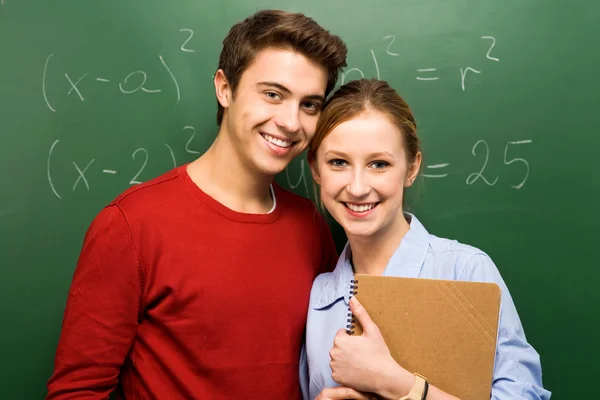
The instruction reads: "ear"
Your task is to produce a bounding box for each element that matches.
[214,69,232,108]
[308,152,322,186]
[404,151,422,187]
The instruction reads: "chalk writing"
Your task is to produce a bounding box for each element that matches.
[421,163,449,178]
[466,140,499,186]
[47,135,534,200]
[383,35,399,56]
[42,54,56,112]
[416,68,439,81]
[503,140,532,189]
[481,36,499,62]
[460,67,482,91]
[47,139,179,199]
[119,71,161,94]
[66,73,88,101]
[42,54,180,109]
[285,158,309,197]
[183,126,201,154]
[72,159,95,191]
[129,148,149,185]
[179,29,196,53]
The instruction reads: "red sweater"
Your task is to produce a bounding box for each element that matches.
[46,165,337,400]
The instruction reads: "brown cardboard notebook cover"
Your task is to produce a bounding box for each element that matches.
[352,274,501,400]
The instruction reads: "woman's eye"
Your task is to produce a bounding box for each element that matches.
[328,159,347,167]
[371,161,389,169]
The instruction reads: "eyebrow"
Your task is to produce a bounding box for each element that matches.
[257,81,326,103]
[325,150,395,159]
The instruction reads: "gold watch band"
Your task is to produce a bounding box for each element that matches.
[399,373,428,400]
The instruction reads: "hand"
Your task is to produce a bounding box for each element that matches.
[329,297,413,396]
[315,386,371,400]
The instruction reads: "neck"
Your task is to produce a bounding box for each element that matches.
[187,129,274,214]
[348,211,410,276]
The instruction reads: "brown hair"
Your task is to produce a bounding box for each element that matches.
[308,79,422,211]
[309,79,420,164]
[216,9,348,125]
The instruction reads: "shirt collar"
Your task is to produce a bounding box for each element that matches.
[313,213,431,310]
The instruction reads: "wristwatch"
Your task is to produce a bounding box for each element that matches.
[399,373,429,400]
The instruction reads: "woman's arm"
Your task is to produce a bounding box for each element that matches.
[463,255,551,400]
[329,297,459,400]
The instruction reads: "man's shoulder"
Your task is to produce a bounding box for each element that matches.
[105,166,188,222]
[111,166,181,205]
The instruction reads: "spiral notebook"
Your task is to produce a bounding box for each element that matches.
[349,274,501,400]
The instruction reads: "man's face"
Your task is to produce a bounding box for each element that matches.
[218,47,328,177]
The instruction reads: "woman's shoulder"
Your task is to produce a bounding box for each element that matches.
[428,234,489,257]
[409,214,494,269]
[425,234,501,282]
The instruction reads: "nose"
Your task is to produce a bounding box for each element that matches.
[347,168,371,198]
[275,104,301,133]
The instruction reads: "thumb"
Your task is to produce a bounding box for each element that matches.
[349,296,380,337]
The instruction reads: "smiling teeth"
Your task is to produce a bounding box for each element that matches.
[263,134,292,148]
[346,203,376,212]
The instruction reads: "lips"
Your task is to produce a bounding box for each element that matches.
[261,133,293,148]
[345,202,378,212]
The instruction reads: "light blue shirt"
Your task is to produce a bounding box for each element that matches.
[300,214,551,400]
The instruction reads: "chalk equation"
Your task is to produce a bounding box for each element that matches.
[43,54,181,112]
[46,124,206,199]
[47,130,532,200]
[47,139,177,199]
[421,139,532,189]
[341,35,499,91]
[42,32,500,112]
[43,29,517,201]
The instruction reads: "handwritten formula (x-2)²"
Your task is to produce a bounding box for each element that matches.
[46,125,206,199]
[42,54,181,112]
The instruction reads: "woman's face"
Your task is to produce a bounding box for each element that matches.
[311,112,420,239]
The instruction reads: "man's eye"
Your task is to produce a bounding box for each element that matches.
[266,92,281,100]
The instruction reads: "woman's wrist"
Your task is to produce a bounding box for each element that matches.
[377,359,415,399]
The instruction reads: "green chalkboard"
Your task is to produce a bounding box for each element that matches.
[1,0,599,398]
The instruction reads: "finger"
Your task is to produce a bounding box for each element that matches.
[349,296,379,337]
[319,386,371,400]
[335,328,347,339]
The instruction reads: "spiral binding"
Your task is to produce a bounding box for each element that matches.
[346,279,359,335]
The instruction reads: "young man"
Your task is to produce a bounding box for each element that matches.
[46,10,347,400]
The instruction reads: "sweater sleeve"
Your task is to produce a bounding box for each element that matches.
[46,205,143,400]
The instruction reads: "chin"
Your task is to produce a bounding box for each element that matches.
[347,228,380,238]
[338,221,381,238]
[256,159,291,176]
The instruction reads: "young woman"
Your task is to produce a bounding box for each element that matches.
[300,79,551,400]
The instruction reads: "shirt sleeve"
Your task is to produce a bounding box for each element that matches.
[46,205,143,400]
[462,254,551,400]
